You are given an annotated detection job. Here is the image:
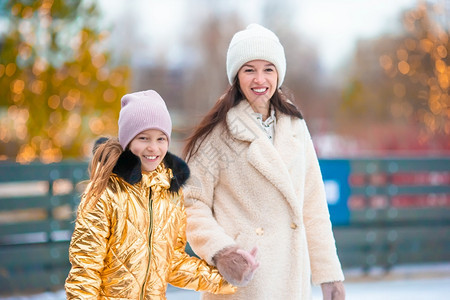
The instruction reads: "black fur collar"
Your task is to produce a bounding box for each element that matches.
[161,151,191,193]
[113,150,190,193]
[93,138,189,193]
[112,150,142,186]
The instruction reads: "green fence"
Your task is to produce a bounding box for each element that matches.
[0,161,88,295]
[333,158,450,272]
[0,158,449,295]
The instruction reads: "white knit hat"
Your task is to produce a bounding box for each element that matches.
[118,90,172,149]
[226,24,286,88]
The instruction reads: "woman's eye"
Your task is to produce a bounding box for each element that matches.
[244,68,254,73]
[158,137,166,141]
[265,68,274,72]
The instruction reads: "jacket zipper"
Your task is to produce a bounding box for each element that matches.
[140,190,153,300]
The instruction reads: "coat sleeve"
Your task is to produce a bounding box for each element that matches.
[168,191,236,294]
[183,133,237,265]
[65,188,112,298]
[301,122,345,285]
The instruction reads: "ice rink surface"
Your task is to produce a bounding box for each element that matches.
[2,263,449,300]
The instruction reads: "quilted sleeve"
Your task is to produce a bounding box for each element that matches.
[65,188,112,298]
[167,191,236,294]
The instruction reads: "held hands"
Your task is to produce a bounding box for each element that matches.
[213,246,259,287]
[321,281,345,300]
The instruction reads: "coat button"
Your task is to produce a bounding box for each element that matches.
[255,227,264,236]
[291,223,297,229]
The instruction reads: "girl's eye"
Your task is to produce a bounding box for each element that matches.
[244,68,254,73]
[265,68,274,72]
[158,137,167,141]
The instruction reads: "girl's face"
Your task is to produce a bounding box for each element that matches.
[129,129,168,172]
[237,60,278,113]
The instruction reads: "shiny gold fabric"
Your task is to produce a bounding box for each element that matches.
[65,163,235,299]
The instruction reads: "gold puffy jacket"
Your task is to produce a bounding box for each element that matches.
[65,151,235,299]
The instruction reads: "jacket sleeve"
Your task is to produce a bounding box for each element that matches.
[168,191,236,294]
[65,188,112,298]
[301,122,345,285]
[183,133,237,265]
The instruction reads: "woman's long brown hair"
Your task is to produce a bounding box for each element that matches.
[183,80,303,161]
[78,138,123,213]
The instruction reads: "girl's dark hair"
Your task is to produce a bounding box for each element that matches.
[183,79,303,161]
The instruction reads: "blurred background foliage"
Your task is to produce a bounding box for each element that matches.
[341,4,449,153]
[0,0,448,163]
[0,0,129,163]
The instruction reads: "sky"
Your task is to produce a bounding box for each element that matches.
[97,0,420,72]
[296,0,419,70]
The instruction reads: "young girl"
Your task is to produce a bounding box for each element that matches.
[65,90,238,299]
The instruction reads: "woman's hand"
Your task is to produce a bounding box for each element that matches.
[321,281,345,300]
[213,246,259,286]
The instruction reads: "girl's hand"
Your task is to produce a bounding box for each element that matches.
[213,246,259,286]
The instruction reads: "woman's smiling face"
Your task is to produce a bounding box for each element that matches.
[237,59,278,114]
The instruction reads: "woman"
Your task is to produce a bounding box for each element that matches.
[183,24,345,299]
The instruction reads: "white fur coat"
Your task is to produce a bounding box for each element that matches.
[185,100,344,300]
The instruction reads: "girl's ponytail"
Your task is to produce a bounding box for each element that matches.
[79,138,122,213]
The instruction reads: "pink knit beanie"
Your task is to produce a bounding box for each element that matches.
[118,90,172,149]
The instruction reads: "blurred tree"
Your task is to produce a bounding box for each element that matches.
[182,14,242,119]
[0,0,130,163]
[340,2,449,153]
[385,2,449,145]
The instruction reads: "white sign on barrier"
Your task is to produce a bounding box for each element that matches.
[324,180,340,205]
